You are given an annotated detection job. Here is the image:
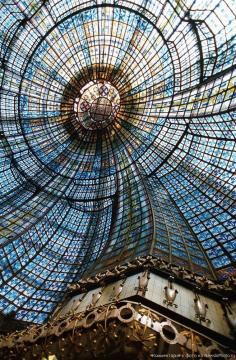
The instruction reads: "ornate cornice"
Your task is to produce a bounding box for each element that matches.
[0,301,234,359]
[68,255,236,298]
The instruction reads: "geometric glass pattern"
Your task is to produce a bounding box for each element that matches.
[0,0,235,323]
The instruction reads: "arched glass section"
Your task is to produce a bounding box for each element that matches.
[0,0,235,323]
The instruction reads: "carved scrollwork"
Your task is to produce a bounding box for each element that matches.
[86,290,102,310]
[163,277,178,308]
[0,300,233,360]
[67,255,236,298]
[111,280,125,301]
[136,270,150,296]
[194,293,211,324]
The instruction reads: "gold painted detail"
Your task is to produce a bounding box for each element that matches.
[68,255,236,295]
[0,301,232,359]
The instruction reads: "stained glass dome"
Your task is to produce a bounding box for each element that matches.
[0,0,235,324]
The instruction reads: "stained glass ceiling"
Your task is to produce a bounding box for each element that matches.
[0,0,235,324]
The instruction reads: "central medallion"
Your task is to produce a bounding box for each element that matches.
[74,81,120,130]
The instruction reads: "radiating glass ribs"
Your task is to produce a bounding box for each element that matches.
[0,0,235,323]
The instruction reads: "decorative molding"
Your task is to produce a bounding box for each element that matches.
[0,301,234,359]
[68,255,236,297]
